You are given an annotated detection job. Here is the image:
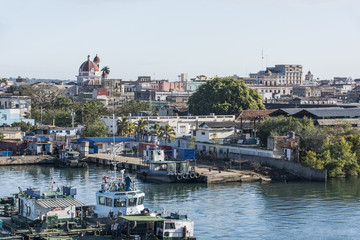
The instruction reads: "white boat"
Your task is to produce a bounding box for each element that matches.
[92,170,145,218]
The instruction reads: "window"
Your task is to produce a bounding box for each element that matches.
[165,223,176,229]
[66,130,70,134]
[193,131,196,136]
[201,132,205,135]
[114,198,126,207]
[106,197,112,207]
[98,196,105,205]
[128,198,137,207]
[138,196,144,205]
[180,126,186,133]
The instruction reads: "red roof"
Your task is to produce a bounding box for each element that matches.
[237,109,276,120]
[93,54,100,63]
[79,55,99,72]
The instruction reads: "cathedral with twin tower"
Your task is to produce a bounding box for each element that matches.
[76,54,103,86]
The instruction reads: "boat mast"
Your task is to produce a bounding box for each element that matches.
[112,80,117,179]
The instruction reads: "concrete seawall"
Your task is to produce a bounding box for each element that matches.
[0,156,55,165]
[239,154,327,181]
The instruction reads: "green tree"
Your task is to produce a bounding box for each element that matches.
[257,116,301,146]
[5,85,19,94]
[115,100,152,117]
[150,122,162,137]
[82,120,108,137]
[347,134,360,163]
[117,117,135,137]
[161,124,176,145]
[188,77,264,115]
[303,151,324,169]
[77,100,108,124]
[11,121,37,133]
[136,118,148,141]
[101,66,110,78]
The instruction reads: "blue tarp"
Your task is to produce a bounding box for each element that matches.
[175,148,195,161]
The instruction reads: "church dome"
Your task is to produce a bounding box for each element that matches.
[79,55,99,72]
[93,54,100,64]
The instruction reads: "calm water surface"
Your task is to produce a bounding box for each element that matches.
[1,165,360,240]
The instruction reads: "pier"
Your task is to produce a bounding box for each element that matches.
[85,154,271,183]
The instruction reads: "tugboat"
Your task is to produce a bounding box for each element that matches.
[92,169,145,218]
[58,147,88,168]
[138,147,205,183]
[115,212,196,240]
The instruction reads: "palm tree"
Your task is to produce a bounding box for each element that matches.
[101,66,110,79]
[136,118,148,141]
[161,124,176,146]
[117,117,135,137]
[150,122,162,144]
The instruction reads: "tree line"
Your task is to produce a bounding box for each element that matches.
[257,116,360,177]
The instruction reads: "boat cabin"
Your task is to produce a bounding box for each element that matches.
[18,186,83,222]
[93,176,145,217]
[59,148,80,163]
[147,161,190,175]
[143,147,165,162]
[118,212,195,239]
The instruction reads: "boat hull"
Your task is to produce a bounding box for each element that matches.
[137,172,206,184]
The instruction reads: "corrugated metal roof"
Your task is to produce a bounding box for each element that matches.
[317,118,360,126]
[36,198,84,209]
[84,137,135,143]
[298,108,360,118]
[199,121,237,128]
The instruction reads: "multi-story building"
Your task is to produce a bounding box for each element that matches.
[0,109,35,126]
[190,75,213,81]
[251,64,303,86]
[0,95,32,118]
[101,114,235,137]
[293,86,321,97]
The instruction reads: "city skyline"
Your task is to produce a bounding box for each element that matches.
[1,0,359,81]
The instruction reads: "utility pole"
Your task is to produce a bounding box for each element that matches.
[41,105,43,125]
[71,109,75,128]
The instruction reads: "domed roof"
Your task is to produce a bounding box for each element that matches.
[79,55,99,72]
[93,54,100,64]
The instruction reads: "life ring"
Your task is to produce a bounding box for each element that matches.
[176,174,183,181]
[94,230,100,236]
[195,172,200,178]
[183,173,189,179]
[189,172,195,179]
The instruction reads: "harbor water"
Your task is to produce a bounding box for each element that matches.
[1,165,360,240]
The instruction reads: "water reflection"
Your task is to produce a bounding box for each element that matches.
[1,165,360,240]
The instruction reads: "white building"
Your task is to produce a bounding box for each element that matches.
[76,55,102,86]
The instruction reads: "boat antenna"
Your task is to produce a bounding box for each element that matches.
[112,80,117,179]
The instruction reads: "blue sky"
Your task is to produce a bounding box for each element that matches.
[0,0,359,81]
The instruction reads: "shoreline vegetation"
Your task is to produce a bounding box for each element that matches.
[257,116,360,177]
